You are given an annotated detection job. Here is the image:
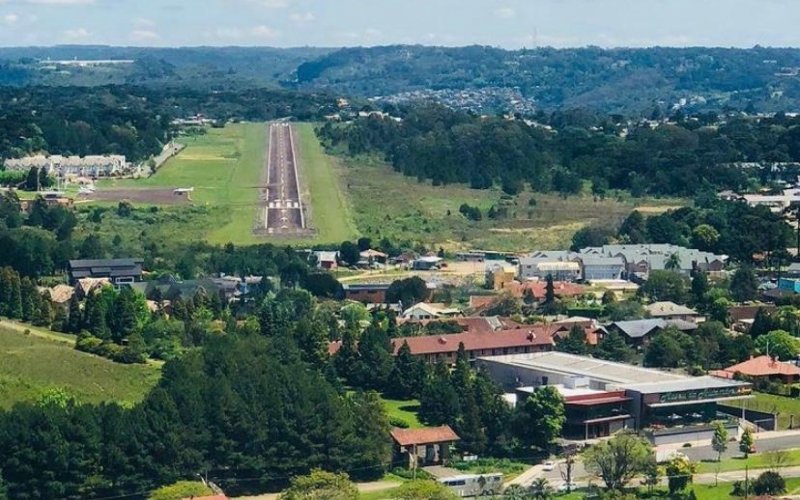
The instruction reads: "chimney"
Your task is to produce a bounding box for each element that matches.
[438,336,447,344]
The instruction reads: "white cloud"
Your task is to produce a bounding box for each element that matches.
[249,0,291,8]
[251,24,280,39]
[3,13,18,24]
[494,6,515,19]
[133,17,155,28]
[63,27,90,39]
[27,0,95,4]
[131,29,159,42]
[289,11,314,23]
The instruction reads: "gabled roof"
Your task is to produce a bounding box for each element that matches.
[610,319,696,339]
[47,284,75,304]
[329,324,557,356]
[714,355,800,378]
[390,426,460,446]
[645,301,699,317]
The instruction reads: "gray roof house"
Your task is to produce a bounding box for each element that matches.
[68,258,143,285]
[608,318,698,345]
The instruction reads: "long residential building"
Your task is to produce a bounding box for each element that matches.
[4,154,130,177]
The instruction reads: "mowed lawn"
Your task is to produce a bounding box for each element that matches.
[100,123,267,245]
[294,123,357,243]
[98,122,355,246]
[336,154,685,251]
[0,324,160,409]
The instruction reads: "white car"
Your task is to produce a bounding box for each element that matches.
[558,482,578,492]
[542,461,555,471]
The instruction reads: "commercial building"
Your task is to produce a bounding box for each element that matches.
[478,352,751,443]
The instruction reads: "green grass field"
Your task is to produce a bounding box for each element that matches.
[0,324,160,409]
[334,153,685,252]
[696,448,800,473]
[100,122,267,245]
[724,392,800,430]
[693,476,800,500]
[95,122,355,246]
[294,123,357,243]
[382,397,423,428]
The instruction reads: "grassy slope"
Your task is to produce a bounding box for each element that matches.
[696,448,800,473]
[0,325,160,409]
[382,397,422,428]
[293,123,357,243]
[724,392,800,430]
[334,154,684,252]
[694,477,800,500]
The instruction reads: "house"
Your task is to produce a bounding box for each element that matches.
[644,301,703,322]
[46,284,75,309]
[390,426,460,469]
[412,256,443,271]
[711,355,800,384]
[343,283,390,304]
[312,251,338,270]
[485,262,517,290]
[518,252,581,281]
[359,249,388,265]
[551,317,608,345]
[608,319,698,347]
[74,277,112,299]
[579,256,625,281]
[329,324,560,364]
[68,258,143,286]
[401,303,461,320]
[786,263,800,278]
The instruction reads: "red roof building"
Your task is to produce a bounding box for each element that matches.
[710,355,800,383]
[504,280,586,300]
[390,426,460,469]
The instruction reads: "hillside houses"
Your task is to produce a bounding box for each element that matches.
[4,154,131,178]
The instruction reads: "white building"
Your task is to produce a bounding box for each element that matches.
[4,154,130,178]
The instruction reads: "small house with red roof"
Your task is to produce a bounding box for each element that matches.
[711,355,800,384]
[390,425,460,469]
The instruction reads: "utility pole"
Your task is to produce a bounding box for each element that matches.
[744,464,749,500]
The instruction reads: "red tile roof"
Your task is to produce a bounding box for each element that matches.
[714,355,800,378]
[504,281,586,300]
[390,426,460,446]
[330,325,556,357]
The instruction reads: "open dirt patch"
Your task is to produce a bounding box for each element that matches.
[84,188,192,205]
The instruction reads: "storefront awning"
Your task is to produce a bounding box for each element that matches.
[567,396,631,406]
[583,414,633,424]
[646,395,753,408]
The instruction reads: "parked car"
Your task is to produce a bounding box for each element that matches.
[542,461,555,471]
[558,482,578,492]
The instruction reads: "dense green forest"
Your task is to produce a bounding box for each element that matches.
[0,85,337,162]
[317,104,800,197]
[0,334,390,498]
[3,45,800,114]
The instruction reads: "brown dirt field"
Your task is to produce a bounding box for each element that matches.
[84,188,192,205]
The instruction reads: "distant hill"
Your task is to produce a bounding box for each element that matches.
[293,45,800,114]
[3,45,800,115]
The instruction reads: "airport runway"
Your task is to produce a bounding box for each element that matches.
[264,123,305,232]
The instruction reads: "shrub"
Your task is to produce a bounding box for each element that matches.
[753,471,786,496]
[388,417,410,429]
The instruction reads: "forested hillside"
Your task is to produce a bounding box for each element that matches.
[0,86,337,162]
[297,45,800,114]
[3,46,800,115]
[318,104,800,197]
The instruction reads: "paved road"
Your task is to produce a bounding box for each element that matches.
[264,123,304,233]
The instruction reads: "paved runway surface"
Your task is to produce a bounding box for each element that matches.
[264,123,304,232]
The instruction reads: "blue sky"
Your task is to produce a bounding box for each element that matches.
[0,0,798,48]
